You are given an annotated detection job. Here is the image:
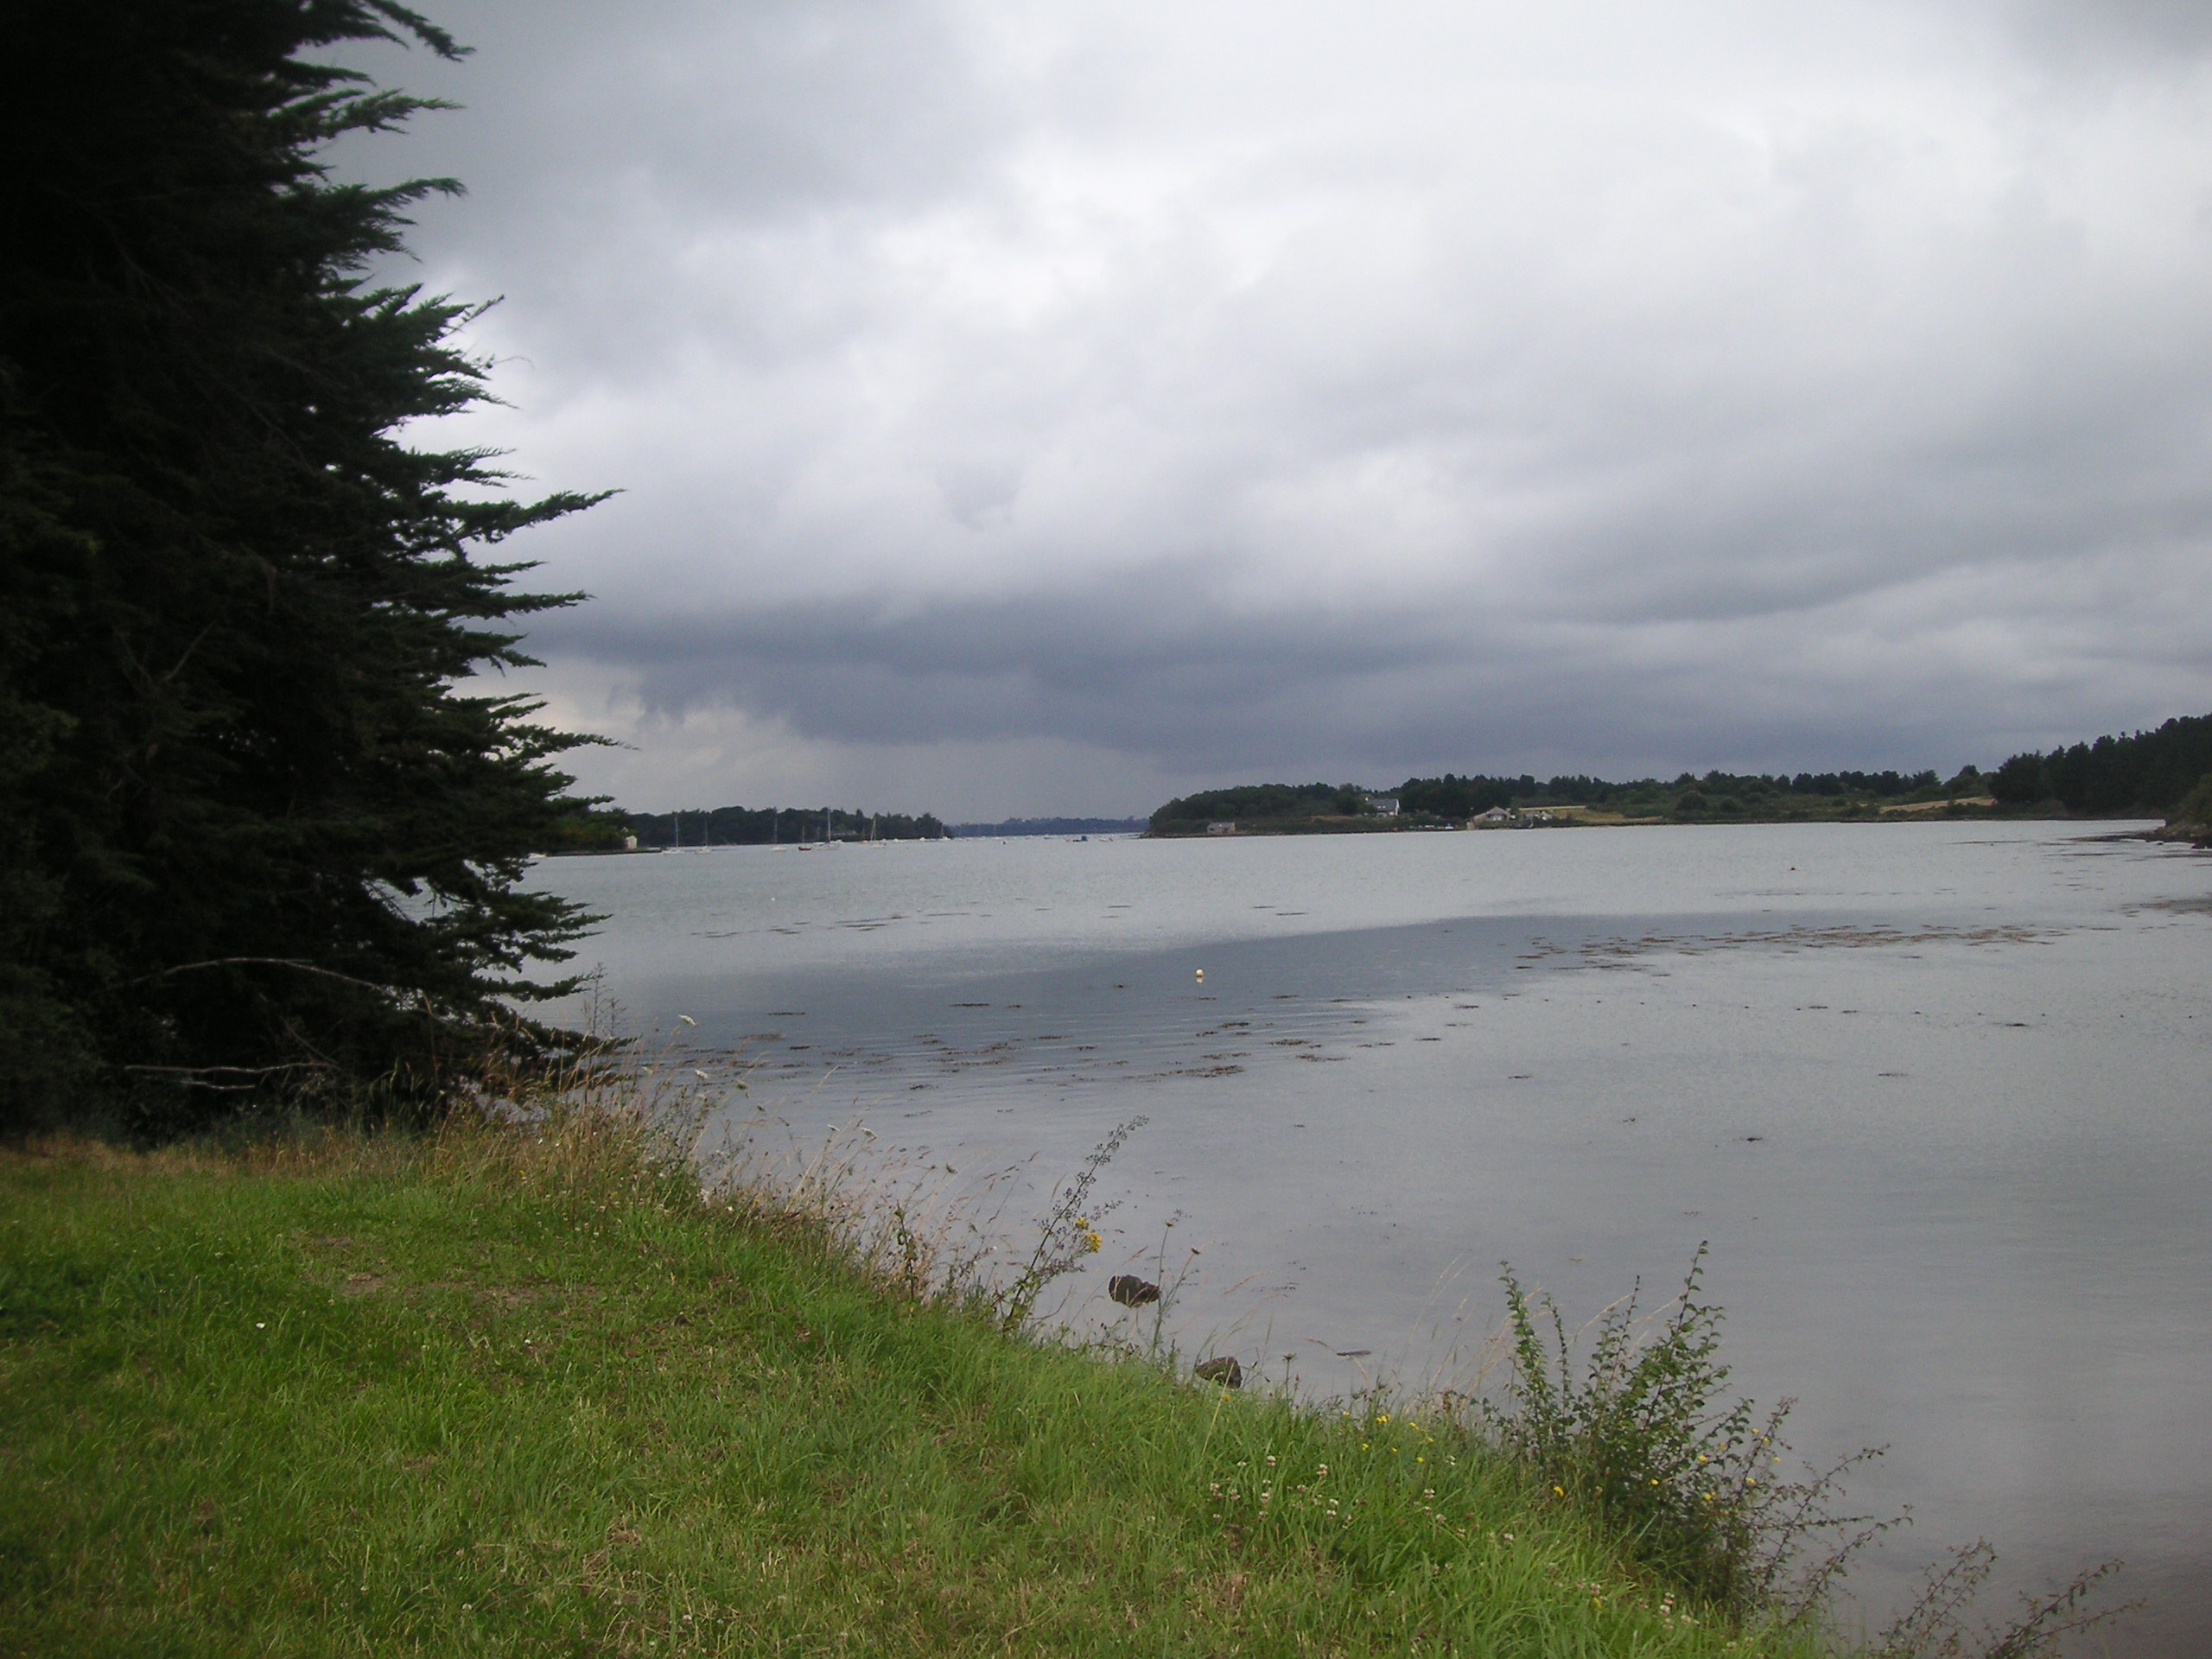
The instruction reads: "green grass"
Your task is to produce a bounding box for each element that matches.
[0,1126,1833,1657]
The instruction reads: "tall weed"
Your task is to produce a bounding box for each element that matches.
[1874,1543,2130,1659]
[997,1116,1147,1329]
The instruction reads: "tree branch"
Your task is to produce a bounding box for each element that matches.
[118,957,396,995]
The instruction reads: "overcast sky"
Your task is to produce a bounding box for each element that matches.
[339,0,2212,817]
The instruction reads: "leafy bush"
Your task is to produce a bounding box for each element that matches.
[1481,1247,1873,1613]
[2171,772,2212,830]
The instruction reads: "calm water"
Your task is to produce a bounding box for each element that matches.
[529,823,2211,1653]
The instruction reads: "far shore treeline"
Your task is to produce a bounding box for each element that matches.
[611,804,945,849]
[1149,712,2212,835]
[1988,712,2212,813]
[547,810,1154,852]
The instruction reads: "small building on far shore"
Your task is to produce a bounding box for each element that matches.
[1365,795,1400,817]
[1206,820,1237,836]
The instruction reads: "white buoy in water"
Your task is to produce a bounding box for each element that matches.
[1195,968,1205,982]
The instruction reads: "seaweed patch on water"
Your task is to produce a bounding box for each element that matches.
[1548,922,2049,973]
[2125,894,2212,915]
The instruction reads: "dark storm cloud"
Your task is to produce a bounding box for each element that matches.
[339,1,2212,812]
[531,530,2202,785]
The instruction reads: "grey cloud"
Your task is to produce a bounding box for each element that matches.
[331,2,2212,810]
[358,0,1001,219]
[337,0,1010,378]
[536,578,1421,745]
[531,550,2212,785]
[1999,0,2212,61]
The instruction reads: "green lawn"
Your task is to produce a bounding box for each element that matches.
[0,1128,1826,1656]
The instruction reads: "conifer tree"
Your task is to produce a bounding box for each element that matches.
[1,1,607,1128]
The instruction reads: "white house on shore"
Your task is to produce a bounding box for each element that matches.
[1365,795,1400,817]
[1206,821,1236,836]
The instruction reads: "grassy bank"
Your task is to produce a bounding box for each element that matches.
[0,1118,1837,1657]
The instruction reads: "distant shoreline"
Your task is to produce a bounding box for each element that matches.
[1141,799,2190,838]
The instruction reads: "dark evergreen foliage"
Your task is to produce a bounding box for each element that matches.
[1395,768,1946,817]
[1989,752,2050,804]
[1149,782,1367,830]
[1,1,607,1129]
[1992,715,2212,811]
[625,805,947,848]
